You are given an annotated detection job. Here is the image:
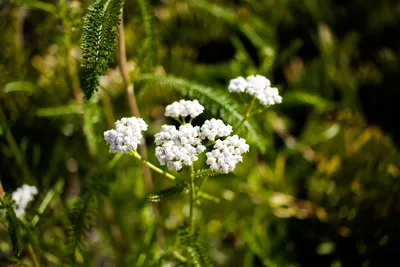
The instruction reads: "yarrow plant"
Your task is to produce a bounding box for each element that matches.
[102,75,282,265]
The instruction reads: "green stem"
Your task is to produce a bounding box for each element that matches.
[233,96,257,134]
[130,150,176,181]
[197,176,208,193]
[28,244,40,267]
[31,180,64,226]
[189,164,196,233]
[17,0,57,14]
[0,107,34,184]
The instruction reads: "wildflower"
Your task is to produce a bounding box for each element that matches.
[164,99,205,118]
[12,184,38,217]
[206,135,249,174]
[228,76,247,93]
[155,124,206,170]
[200,119,233,141]
[228,74,282,106]
[104,117,148,154]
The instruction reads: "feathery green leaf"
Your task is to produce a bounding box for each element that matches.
[1,195,23,256]
[177,227,213,267]
[148,183,186,202]
[81,0,124,99]
[67,170,115,262]
[137,0,158,68]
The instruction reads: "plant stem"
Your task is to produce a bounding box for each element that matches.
[31,180,64,227]
[0,107,34,184]
[189,164,196,233]
[130,150,176,181]
[118,17,165,249]
[28,244,40,267]
[0,182,4,196]
[233,96,257,134]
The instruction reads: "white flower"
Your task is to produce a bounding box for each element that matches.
[206,135,249,174]
[255,86,283,105]
[228,74,282,106]
[155,124,206,170]
[228,76,248,93]
[200,119,233,141]
[12,184,38,217]
[246,74,271,94]
[164,99,204,118]
[104,117,148,154]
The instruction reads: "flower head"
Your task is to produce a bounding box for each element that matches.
[12,184,38,217]
[206,135,249,174]
[228,76,247,93]
[164,99,204,118]
[104,117,148,154]
[200,119,233,141]
[228,74,282,106]
[155,124,206,170]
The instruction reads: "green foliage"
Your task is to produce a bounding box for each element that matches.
[136,0,158,68]
[137,74,269,152]
[177,227,213,267]
[81,0,124,100]
[0,194,23,256]
[9,0,56,14]
[148,183,186,202]
[1,0,400,266]
[67,169,115,262]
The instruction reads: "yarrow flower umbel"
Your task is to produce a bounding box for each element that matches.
[206,135,249,174]
[228,74,282,106]
[12,184,38,217]
[164,99,204,118]
[200,119,233,141]
[155,124,206,171]
[104,117,148,154]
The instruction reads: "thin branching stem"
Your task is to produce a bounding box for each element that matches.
[0,182,4,196]
[233,96,257,134]
[130,150,176,181]
[189,164,196,233]
[28,243,40,267]
[0,107,34,184]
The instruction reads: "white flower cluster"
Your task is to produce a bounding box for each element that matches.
[200,119,233,141]
[155,124,206,170]
[104,117,148,154]
[228,74,282,105]
[164,99,205,118]
[12,185,38,217]
[206,135,249,174]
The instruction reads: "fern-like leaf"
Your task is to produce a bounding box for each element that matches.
[148,183,186,202]
[195,169,222,178]
[137,74,269,152]
[81,0,124,99]
[176,227,213,267]
[137,0,158,68]
[1,195,23,256]
[67,189,98,262]
[67,170,115,262]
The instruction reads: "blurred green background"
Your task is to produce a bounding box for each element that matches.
[1,0,400,266]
